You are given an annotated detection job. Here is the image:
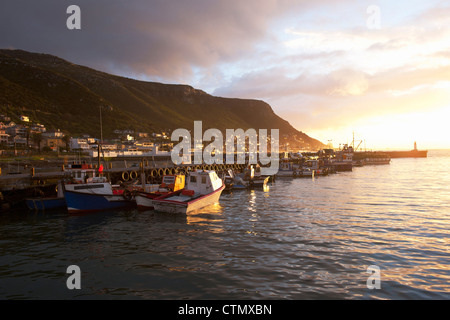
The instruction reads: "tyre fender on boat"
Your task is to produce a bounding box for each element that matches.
[123,189,132,201]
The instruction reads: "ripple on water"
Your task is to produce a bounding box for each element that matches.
[1,151,450,299]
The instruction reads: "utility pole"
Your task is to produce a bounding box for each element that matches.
[98,105,103,171]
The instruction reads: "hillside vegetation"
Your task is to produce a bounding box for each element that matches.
[0,49,324,150]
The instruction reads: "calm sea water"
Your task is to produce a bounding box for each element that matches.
[1,150,449,300]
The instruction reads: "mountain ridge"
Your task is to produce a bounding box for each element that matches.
[0,49,324,150]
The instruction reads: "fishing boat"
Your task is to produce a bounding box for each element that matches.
[276,160,315,178]
[152,170,225,214]
[243,165,270,188]
[25,181,66,211]
[249,175,270,188]
[276,161,296,177]
[63,164,134,214]
[25,163,98,212]
[135,174,185,210]
[331,144,354,172]
[224,170,248,190]
[63,178,135,214]
[302,159,329,176]
[294,168,315,178]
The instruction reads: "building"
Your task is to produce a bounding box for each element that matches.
[136,132,150,138]
[0,129,9,145]
[31,123,46,133]
[43,137,65,151]
[134,141,154,151]
[70,138,90,151]
[20,115,30,122]
[42,129,64,138]
[5,124,27,137]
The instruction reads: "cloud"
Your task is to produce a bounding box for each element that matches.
[0,0,341,82]
[1,0,449,148]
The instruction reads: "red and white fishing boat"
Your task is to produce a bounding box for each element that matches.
[134,175,185,210]
[152,170,225,214]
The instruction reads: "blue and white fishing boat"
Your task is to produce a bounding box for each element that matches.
[62,163,134,214]
[63,176,135,214]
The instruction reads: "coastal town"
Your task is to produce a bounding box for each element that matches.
[0,111,317,158]
[0,109,426,214]
[0,112,175,157]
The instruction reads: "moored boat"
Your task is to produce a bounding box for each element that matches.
[276,161,296,177]
[63,177,135,214]
[63,164,134,214]
[152,170,225,214]
[243,165,271,187]
[25,181,66,211]
[224,170,249,190]
[294,168,315,178]
[332,144,354,172]
[135,174,185,210]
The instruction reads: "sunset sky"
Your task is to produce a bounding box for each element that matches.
[1,0,449,150]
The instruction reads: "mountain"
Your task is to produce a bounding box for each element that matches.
[0,49,324,150]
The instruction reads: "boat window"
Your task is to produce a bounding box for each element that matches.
[164,176,175,184]
[190,176,197,183]
[202,176,207,184]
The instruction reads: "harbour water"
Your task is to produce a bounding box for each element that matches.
[0,150,449,300]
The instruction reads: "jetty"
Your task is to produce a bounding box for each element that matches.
[0,144,423,212]
[0,155,248,211]
[382,142,428,159]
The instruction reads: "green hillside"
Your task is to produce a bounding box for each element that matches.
[0,49,324,149]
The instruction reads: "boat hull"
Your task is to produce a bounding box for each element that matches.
[153,185,225,214]
[276,170,294,177]
[332,162,353,172]
[249,176,270,187]
[135,192,160,210]
[64,190,135,214]
[26,197,67,211]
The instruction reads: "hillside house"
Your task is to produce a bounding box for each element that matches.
[20,115,30,122]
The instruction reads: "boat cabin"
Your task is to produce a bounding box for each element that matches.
[304,159,322,170]
[66,163,105,184]
[337,144,354,161]
[185,170,222,195]
[158,175,185,193]
[279,161,294,171]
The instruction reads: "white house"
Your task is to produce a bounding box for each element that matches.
[70,138,90,150]
[43,129,63,138]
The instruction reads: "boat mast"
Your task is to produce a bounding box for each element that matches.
[98,105,103,171]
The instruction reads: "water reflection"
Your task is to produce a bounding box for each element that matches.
[1,151,450,299]
[185,203,225,235]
